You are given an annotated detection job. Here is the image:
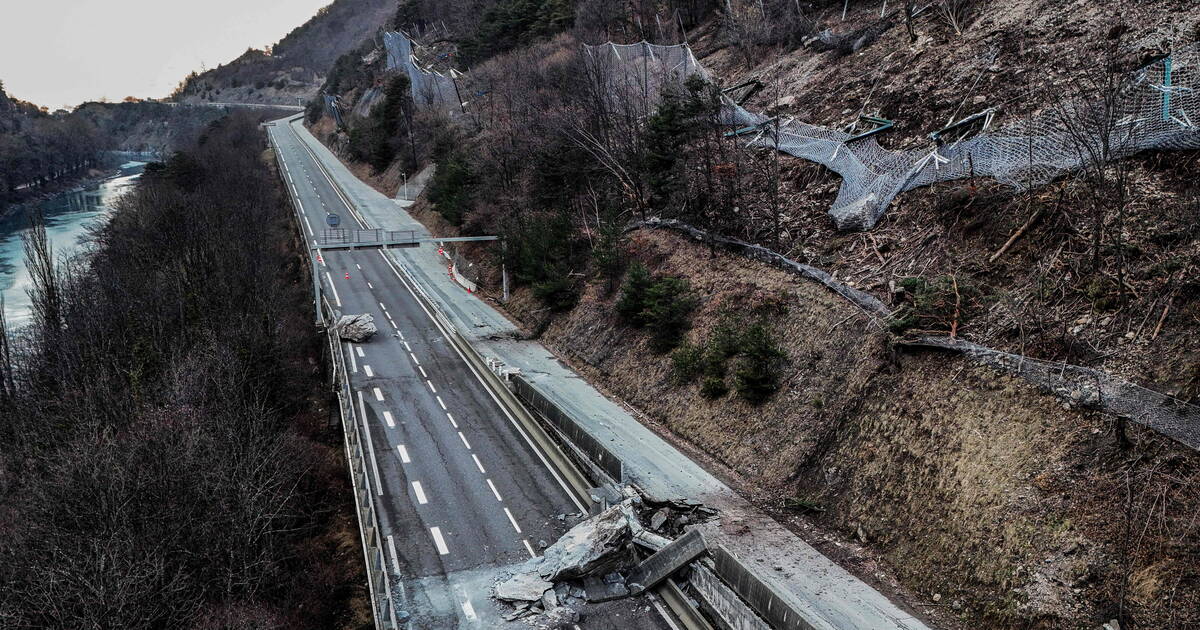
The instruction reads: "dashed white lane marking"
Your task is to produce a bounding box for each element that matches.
[356,346,364,358]
[504,508,522,534]
[426,380,437,394]
[446,412,457,428]
[356,263,362,270]
[472,454,485,474]
[379,301,387,310]
[486,479,503,502]
[523,539,536,558]
[409,352,419,365]
[324,272,342,307]
[389,317,399,330]
[458,432,471,449]
[357,391,383,496]
[397,444,410,463]
[461,599,477,621]
[404,342,412,352]
[411,481,428,504]
[346,343,357,373]
[363,365,374,378]
[371,248,588,514]
[430,527,450,555]
[368,282,374,289]
[382,411,394,428]
[418,366,428,378]
[373,387,385,402]
[388,535,401,573]
[436,396,446,410]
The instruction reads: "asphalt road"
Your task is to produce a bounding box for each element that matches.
[266,121,675,630]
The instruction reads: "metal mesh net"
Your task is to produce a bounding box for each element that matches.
[582,41,1200,230]
[383,31,461,112]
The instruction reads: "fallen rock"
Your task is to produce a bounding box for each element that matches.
[495,572,553,602]
[494,500,638,603]
[336,314,377,342]
[537,500,637,582]
[537,606,580,629]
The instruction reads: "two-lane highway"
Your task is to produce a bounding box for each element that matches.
[267,119,674,629]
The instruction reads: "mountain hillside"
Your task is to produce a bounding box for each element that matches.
[173,0,396,105]
[303,1,1200,628]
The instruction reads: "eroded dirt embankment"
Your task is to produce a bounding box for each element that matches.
[496,228,1200,630]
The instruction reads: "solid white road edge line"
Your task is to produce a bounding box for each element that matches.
[324,272,342,307]
[388,535,401,574]
[345,343,357,373]
[357,391,384,497]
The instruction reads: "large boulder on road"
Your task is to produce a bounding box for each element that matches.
[336,314,377,342]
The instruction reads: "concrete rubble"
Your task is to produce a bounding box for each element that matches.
[335,313,377,342]
[493,494,717,625]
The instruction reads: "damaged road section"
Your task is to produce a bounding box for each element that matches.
[494,495,716,627]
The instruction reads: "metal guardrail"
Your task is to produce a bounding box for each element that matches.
[270,136,399,630]
[324,297,401,630]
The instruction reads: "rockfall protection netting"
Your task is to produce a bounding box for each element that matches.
[583,41,1200,230]
[640,218,1200,451]
[323,93,346,128]
[383,31,461,113]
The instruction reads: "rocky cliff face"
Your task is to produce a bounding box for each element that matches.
[172,0,395,105]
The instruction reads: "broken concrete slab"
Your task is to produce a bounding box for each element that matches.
[583,575,630,603]
[626,529,708,595]
[495,572,553,602]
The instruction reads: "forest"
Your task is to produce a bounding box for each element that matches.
[0,113,363,629]
[0,81,103,202]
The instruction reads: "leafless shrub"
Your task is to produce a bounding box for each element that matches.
[933,0,976,36]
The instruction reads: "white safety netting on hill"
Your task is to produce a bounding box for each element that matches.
[383,31,461,112]
[582,41,1200,230]
[324,93,345,128]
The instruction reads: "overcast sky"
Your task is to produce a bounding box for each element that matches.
[0,1,335,110]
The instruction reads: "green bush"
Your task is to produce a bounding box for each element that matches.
[425,153,474,225]
[616,264,696,353]
[502,210,582,311]
[642,277,697,353]
[671,343,704,383]
[700,375,729,399]
[616,263,653,323]
[733,324,788,404]
[532,274,578,312]
[672,316,789,404]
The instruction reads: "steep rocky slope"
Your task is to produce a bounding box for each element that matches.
[304,2,1200,627]
[173,0,395,105]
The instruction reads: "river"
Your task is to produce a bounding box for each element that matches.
[0,162,146,329]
